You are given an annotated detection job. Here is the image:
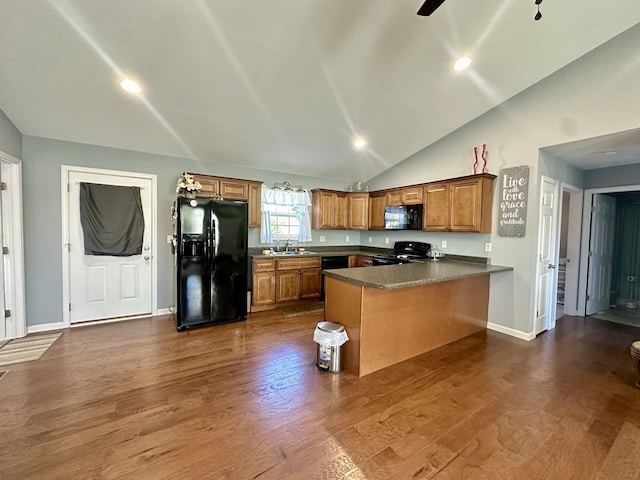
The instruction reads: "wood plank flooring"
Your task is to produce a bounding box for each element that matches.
[1,311,640,479]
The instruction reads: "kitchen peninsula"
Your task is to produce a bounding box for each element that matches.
[323,260,512,377]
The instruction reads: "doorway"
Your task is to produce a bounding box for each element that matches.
[582,188,640,327]
[61,166,158,327]
[0,150,26,340]
[578,184,640,326]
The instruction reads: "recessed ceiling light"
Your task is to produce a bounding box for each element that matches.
[453,55,472,72]
[120,78,142,94]
[353,137,367,150]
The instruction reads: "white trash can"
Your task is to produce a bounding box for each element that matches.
[313,321,349,373]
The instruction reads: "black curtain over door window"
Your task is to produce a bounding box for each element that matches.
[79,182,144,256]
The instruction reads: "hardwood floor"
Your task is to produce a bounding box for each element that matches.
[1,312,640,479]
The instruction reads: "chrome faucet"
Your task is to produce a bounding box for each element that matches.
[285,240,293,252]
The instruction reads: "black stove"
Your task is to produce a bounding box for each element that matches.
[371,241,431,266]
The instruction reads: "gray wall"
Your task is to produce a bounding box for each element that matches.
[366,24,640,335]
[0,107,22,159]
[584,164,640,188]
[16,23,640,334]
[21,136,352,327]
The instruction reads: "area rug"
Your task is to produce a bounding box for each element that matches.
[277,303,324,317]
[0,332,62,367]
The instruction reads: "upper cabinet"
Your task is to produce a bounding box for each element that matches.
[386,186,424,206]
[402,186,423,205]
[311,189,348,230]
[312,190,371,230]
[423,173,496,233]
[368,192,387,231]
[188,173,263,228]
[348,192,369,230]
[423,182,450,231]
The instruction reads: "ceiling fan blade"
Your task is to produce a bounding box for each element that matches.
[417,0,446,16]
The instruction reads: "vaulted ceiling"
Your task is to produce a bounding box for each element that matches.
[1,1,639,182]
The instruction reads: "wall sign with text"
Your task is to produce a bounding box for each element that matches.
[498,166,529,237]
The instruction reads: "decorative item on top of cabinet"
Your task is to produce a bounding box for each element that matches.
[187,173,263,228]
[311,189,348,230]
[423,173,496,233]
[348,192,369,230]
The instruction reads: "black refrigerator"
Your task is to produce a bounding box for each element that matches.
[175,197,248,331]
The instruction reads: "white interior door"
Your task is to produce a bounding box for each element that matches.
[586,194,616,315]
[68,170,153,323]
[0,170,6,339]
[535,176,559,335]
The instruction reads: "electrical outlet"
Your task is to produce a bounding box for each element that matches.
[385,237,390,244]
[485,242,492,252]
[346,235,350,242]
[441,240,447,249]
[368,236,373,243]
[320,235,326,243]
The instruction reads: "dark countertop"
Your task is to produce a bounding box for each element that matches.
[249,247,386,260]
[323,259,512,290]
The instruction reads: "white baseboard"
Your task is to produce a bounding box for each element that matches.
[487,322,535,341]
[157,307,173,316]
[28,322,66,334]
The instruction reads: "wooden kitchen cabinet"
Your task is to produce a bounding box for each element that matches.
[449,175,494,232]
[311,189,348,230]
[352,254,374,267]
[188,173,263,228]
[348,192,369,230]
[368,192,387,231]
[402,186,423,204]
[248,182,262,228]
[423,182,450,231]
[386,189,403,206]
[276,256,322,303]
[252,256,321,310]
[252,259,276,306]
[423,174,495,233]
[386,187,422,206]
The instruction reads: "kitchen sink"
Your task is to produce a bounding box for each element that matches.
[269,250,317,256]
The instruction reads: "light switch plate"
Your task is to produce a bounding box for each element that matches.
[385,237,390,244]
[441,240,447,249]
[485,242,492,252]
[320,235,326,242]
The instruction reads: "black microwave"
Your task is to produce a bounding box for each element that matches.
[384,204,423,230]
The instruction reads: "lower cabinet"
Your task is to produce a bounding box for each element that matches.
[352,254,373,267]
[252,256,322,311]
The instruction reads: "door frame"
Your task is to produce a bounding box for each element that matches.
[558,183,583,316]
[577,183,640,314]
[0,150,27,339]
[61,165,158,327]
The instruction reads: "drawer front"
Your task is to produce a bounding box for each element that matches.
[253,259,276,272]
[276,256,321,271]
